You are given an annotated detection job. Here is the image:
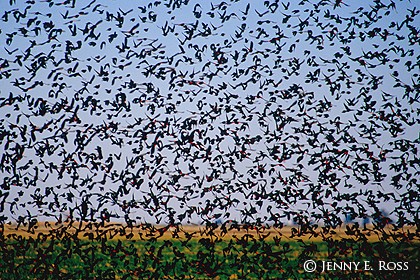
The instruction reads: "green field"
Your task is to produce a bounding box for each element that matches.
[1,232,419,279]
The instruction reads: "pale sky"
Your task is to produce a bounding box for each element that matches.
[0,0,418,227]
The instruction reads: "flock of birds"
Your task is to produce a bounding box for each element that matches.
[0,0,419,278]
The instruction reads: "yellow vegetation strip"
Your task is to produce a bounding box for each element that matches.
[2,222,418,243]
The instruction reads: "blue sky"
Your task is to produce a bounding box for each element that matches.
[0,0,419,226]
